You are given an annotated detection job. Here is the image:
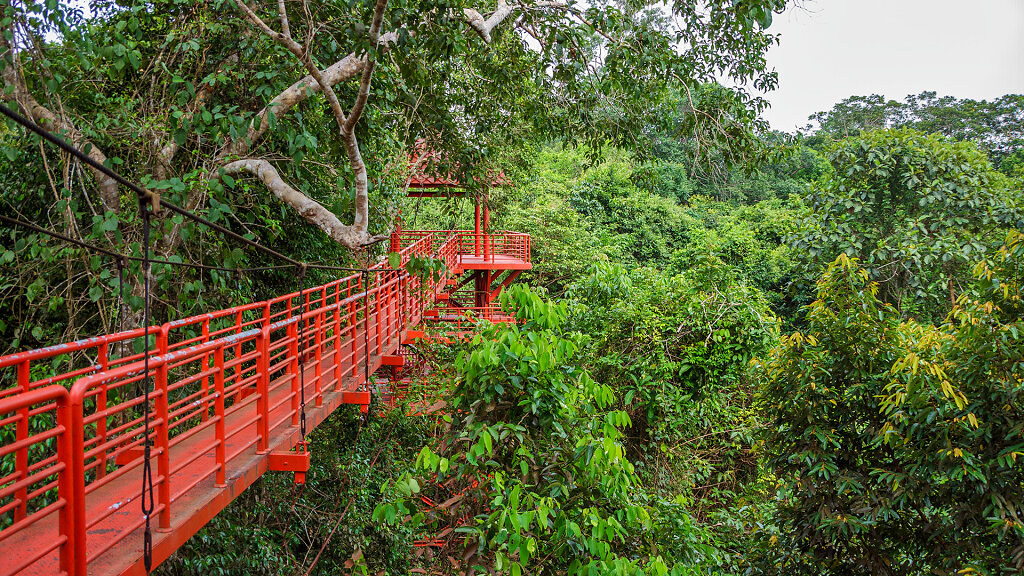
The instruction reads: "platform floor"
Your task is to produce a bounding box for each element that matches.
[456,255,532,271]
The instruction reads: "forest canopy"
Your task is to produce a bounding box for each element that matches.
[0,0,1023,574]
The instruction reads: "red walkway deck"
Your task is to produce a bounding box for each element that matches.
[0,230,530,576]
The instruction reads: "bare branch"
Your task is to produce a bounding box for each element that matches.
[235,0,350,136]
[278,0,291,38]
[231,53,365,158]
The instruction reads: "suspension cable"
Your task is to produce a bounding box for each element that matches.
[0,213,378,274]
[0,213,296,273]
[115,257,126,357]
[139,201,156,574]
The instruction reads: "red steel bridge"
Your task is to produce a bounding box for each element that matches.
[0,225,530,575]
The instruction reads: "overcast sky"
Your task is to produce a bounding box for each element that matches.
[760,0,1024,132]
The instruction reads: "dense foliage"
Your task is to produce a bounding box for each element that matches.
[2,1,1024,572]
[760,235,1024,574]
[790,129,1022,322]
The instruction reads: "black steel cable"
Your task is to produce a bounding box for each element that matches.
[115,257,127,356]
[139,203,155,573]
[1,212,392,276]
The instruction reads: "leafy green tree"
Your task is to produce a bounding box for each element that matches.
[760,241,1024,575]
[807,92,1024,170]
[566,259,778,510]
[789,129,1021,322]
[374,285,724,574]
[1,0,787,248]
[0,0,791,348]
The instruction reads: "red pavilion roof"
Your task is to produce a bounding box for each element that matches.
[406,144,509,195]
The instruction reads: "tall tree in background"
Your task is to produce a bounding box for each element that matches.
[807,91,1024,171]
[789,129,1021,322]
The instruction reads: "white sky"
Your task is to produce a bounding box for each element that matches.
[760,0,1024,132]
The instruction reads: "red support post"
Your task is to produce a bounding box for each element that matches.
[96,343,109,479]
[53,389,76,576]
[15,360,29,521]
[201,319,211,421]
[256,327,270,453]
[214,345,226,487]
[287,320,299,427]
[155,359,171,530]
[474,199,481,256]
[314,304,323,407]
[349,293,358,378]
[233,310,243,395]
[375,279,383,355]
[334,283,343,391]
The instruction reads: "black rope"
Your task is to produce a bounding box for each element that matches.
[1,213,399,276]
[297,264,307,441]
[139,202,155,573]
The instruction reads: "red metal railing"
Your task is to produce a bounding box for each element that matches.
[390,231,531,265]
[0,386,75,576]
[0,229,527,575]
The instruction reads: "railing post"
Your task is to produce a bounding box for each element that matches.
[334,283,343,392]
[15,360,29,521]
[287,320,299,426]
[97,343,109,479]
[349,288,358,378]
[233,310,243,396]
[155,359,171,530]
[375,276,383,355]
[201,319,211,422]
[256,327,270,453]
[214,345,226,486]
[314,303,323,407]
[54,390,76,576]
[70,384,88,576]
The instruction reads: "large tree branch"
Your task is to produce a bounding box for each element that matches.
[235,0,393,239]
[231,52,365,158]
[235,1,351,137]
[228,29,398,159]
[221,159,387,248]
[221,0,536,253]
[463,0,514,43]
[344,0,388,136]
[465,0,565,44]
